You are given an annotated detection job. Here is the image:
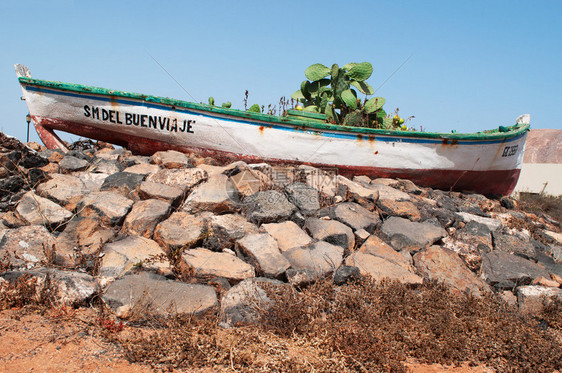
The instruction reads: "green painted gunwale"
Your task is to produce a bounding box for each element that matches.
[19,77,530,141]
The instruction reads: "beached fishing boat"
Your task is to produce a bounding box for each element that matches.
[15,64,529,196]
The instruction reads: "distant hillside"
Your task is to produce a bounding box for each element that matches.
[523,129,562,163]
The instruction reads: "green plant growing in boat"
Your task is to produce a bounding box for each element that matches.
[291,62,409,130]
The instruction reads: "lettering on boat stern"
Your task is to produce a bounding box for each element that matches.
[502,144,518,157]
[83,105,195,134]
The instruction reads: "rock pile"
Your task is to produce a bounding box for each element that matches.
[1,135,561,325]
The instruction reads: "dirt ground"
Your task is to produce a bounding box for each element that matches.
[0,307,496,373]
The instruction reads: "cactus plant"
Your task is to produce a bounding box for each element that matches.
[248,104,261,113]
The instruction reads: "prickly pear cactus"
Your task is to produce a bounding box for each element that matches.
[305,64,331,81]
[346,62,373,82]
[208,97,215,106]
[364,97,386,114]
[248,104,261,113]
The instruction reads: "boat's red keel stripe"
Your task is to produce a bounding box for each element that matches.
[34,117,519,196]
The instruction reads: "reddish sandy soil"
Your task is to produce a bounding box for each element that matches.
[0,307,495,373]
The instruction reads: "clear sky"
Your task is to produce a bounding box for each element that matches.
[1,0,560,144]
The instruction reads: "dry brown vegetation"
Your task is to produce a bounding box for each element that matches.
[518,192,562,226]
[1,265,562,372]
[106,279,562,372]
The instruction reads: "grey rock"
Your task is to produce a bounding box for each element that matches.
[77,191,133,226]
[180,248,255,281]
[414,245,491,297]
[220,277,285,326]
[369,182,411,201]
[492,232,536,259]
[284,182,320,214]
[100,172,146,196]
[381,216,446,251]
[99,235,170,278]
[330,202,380,233]
[91,159,124,174]
[229,168,272,197]
[0,225,55,269]
[285,268,322,286]
[304,217,355,251]
[75,172,109,192]
[480,251,550,289]
[296,165,338,197]
[455,212,502,232]
[517,285,562,315]
[153,212,207,254]
[137,181,184,204]
[121,199,170,238]
[336,175,378,200]
[243,190,296,224]
[59,155,89,172]
[261,221,312,252]
[123,163,161,176]
[151,150,192,169]
[1,268,99,305]
[283,241,344,276]
[15,191,72,228]
[377,199,421,221]
[147,168,207,193]
[345,236,422,285]
[333,265,361,285]
[103,271,217,316]
[236,233,290,278]
[182,174,239,214]
[203,213,258,251]
[36,174,89,208]
[54,217,115,268]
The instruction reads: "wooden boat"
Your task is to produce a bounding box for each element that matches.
[15,64,529,196]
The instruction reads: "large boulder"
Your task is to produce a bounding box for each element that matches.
[15,191,72,228]
[1,268,99,305]
[236,233,290,278]
[182,174,239,214]
[103,272,218,317]
[480,251,550,289]
[54,217,115,268]
[284,182,320,215]
[283,241,344,277]
[220,277,285,326]
[36,174,89,209]
[345,235,422,285]
[180,248,255,282]
[330,202,381,233]
[414,245,491,297]
[153,212,207,254]
[100,172,146,197]
[304,217,355,251]
[260,221,312,252]
[0,225,55,269]
[203,213,259,251]
[121,199,170,238]
[242,190,296,224]
[146,168,207,193]
[381,217,446,252]
[99,236,170,278]
[77,191,134,226]
[151,150,191,169]
[137,181,184,204]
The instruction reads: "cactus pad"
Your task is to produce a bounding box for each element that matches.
[305,64,331,81]
[346,62,373,82]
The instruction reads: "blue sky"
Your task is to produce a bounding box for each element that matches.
[1,0,560,144]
